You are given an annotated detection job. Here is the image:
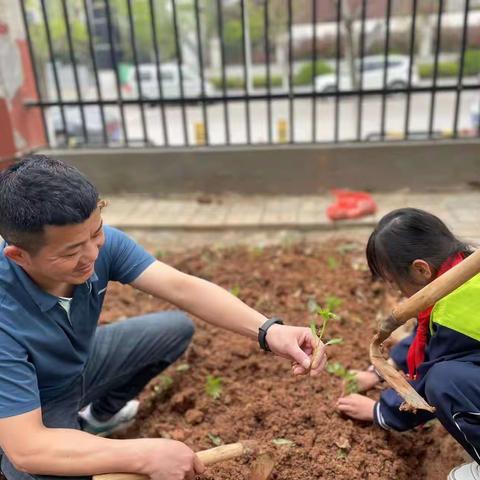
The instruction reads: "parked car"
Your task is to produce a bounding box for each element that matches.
[131,63,215,102]
[50,106,121,146]
[315,55,419,93]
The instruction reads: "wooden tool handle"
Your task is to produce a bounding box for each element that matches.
[380,249,480,338]
[93,442,253,480]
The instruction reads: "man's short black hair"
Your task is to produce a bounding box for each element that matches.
[0,154,99,253]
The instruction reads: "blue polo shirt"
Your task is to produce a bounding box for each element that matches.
[0,226,155,418]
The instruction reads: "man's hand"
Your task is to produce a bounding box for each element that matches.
[140,439,205,480]
[265,324,327,376]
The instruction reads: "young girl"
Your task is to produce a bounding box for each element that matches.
[337,208,480,480]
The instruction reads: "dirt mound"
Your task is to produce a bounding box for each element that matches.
[101,242,464,479]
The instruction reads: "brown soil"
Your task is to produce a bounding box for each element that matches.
[101,241,465,480]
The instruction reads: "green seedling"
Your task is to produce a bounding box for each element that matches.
[151,375,174,402]
[272,438,295,447]
[308,298,341,345]
[325,295,342,313]
[155,249,166,259]
[205,375,222,400]
[251,245,264,256]
[309,299,343,372]
[337,448,348,459]
[207,433,223,446]
[176,363,190,372]
[159,375,174,389]
[230,286,240,297]
[336,243,359,255]
[327,256,338,270]
[326,362,359,394]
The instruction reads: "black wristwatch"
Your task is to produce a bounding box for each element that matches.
[258,317,284,352]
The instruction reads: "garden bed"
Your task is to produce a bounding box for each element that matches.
[101,241,464,479]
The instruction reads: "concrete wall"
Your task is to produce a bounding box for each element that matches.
[45,139,480,195]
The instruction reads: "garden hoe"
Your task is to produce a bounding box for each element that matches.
[93,440,274,480]
[369,248,480,413]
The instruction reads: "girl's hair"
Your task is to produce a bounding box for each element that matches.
[366,208,474,283]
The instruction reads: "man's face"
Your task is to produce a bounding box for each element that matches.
[25,208,105,286]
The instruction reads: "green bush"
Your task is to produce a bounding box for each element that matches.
[464,49,480,76]
[294,61,333,86]
[253,74,283,88]
[210,77,245,89]
[419,50,480,78]
[210,74,283,90]
[418,62,459,78]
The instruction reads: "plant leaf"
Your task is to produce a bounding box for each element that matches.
[207,433,223,446]
[325,338,343,346]
[272,438,295,446]
[205,375,222,399]
[230,286,240,297]
[176,363,190,372]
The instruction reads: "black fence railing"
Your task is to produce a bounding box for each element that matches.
[21,0,480,149]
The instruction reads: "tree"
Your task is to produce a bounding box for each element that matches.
[109,0,175,64]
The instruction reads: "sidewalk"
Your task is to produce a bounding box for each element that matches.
[102,191,480,240]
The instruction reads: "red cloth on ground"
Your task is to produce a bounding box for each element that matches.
[326,189,377,221]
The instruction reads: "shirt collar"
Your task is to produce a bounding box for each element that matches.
[7,257,99,313]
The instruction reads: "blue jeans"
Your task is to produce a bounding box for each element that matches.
[1,311,194,480]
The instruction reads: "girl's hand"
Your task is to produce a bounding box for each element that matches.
[336,394,375,421]
[349,369,382,393]
[265,324,327,376]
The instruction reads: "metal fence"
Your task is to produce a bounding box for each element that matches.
[21,0,480,149]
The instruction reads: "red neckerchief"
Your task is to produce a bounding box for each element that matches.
[406,252,465,380]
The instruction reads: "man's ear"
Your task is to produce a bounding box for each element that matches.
[410,259,434,283]
[4,245,32,269]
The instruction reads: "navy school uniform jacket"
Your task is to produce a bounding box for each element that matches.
[374,273,480,431]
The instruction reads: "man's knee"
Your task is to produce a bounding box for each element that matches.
[147,310,195,361]
[175,311,195,341]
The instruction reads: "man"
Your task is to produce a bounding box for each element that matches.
[0,155,326,480]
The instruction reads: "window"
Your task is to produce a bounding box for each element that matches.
[139,70,153,82]
[159,70,175,82]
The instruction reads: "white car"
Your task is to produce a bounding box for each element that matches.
[315,55,419,93]
[50,106,121,146]
[132,63,215,101]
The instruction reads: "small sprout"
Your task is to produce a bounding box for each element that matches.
[309,299,340,373]
[337,243,358,255]
[207,433,223,446]
[155,249,166,259]
[421,419,438,431]
[327,362,358,394]
[325,295,342,313]
[160,375,174,389]
[327,256,338,270]
[152,375,174,400]
[272,438,295,447]
[205,375,223,399]
[337,448,348,459]
[176,363,190,372]
[230,286,240,297]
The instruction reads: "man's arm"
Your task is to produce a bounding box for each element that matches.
[0,408,204,478]
[130,261,326,375]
